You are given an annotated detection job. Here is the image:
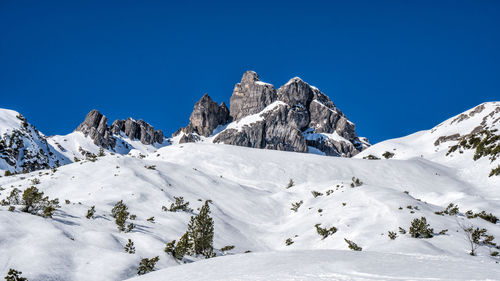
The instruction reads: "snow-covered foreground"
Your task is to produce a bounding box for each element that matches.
[1,143,499,280]
[129,250,500,281]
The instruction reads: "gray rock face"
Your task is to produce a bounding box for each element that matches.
[229,71,276,120]
[178,71,369,157]
[75,110,163,149]
[174,94,231,144]
[184,94,230,137]
[111,118,163,145]
[214,103,308,153]
[75,110,116,148]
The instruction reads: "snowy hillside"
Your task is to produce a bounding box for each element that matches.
[1,143,499,280]
[357,102,500,184]
[0,108,169,174]
[129,250,500,281]
[0,109,69,172]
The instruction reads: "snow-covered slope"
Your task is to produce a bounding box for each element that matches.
[0,108,169,174]
[356,102,500,184]
[47,131,167,162]
[1,143,499,280]
[0,109,69,172]
[129,250,500,281]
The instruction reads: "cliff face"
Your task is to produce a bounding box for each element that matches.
[176,71,369,157]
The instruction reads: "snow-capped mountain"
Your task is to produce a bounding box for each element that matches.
[0,109,69,173]
[48,109,168,162]
[356,102,500,184]
[0,108,168,174]
[174,71,369,157]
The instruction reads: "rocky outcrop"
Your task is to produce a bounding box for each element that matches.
[75,110,116,148]
[230,71,276,120]
[0,111,64,172]
[177,71,369,157]
[176,94,230,143]
[214,102,308,153]
[75,110,163,148]
[111,118,163,145]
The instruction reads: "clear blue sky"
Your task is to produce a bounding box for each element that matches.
[1,1,499,143]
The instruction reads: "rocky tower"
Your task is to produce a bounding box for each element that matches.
[75,110,115,148]
[230,71,276,120]
[75,110,164,149]
[176,71,369,157]
[175,94,230,143]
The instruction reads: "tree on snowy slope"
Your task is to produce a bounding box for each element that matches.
[1,186,60,217]
[111,200,134,232]
[187,200,215,258]
[4,268,27,281]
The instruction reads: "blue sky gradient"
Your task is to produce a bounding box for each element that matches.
[1,0,499,143]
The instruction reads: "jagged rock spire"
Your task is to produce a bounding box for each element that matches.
[75,110,115,148]
[75,110,163,148]
[174,94,230,143]
[176,70,369,157]
[229,70,276,120]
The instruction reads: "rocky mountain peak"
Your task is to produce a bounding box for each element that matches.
[75,110,163,149]
[75,110,115,148]
[230,71,277,120]
[241,70,260,83]
[177,71,369,157]
[277,77,315,108]
[174,94,230,143]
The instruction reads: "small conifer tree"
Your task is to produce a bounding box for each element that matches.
[344,238,362,251]
[86,206,96,219]
[220,245,235,252]
[187,201,215,258]
[164,240,176,255]
[111,200,129,232]
[174,232,191,260]
[409,217,434,238]
[4,268,27,281]
[3,188,22,205]
[290,200,303,212]
[137,256,159,275]
[124,239,135,254]
[168,196,193,212]
[315,224,337,239]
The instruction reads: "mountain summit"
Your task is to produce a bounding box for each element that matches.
[175,71,369,157]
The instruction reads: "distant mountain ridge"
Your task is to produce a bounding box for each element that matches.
[0,108,167,173]
[1,72,499,176]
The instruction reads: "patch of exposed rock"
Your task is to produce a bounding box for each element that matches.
[230,71,277,120]
[174,94,230,143]
[75,110,163,148]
